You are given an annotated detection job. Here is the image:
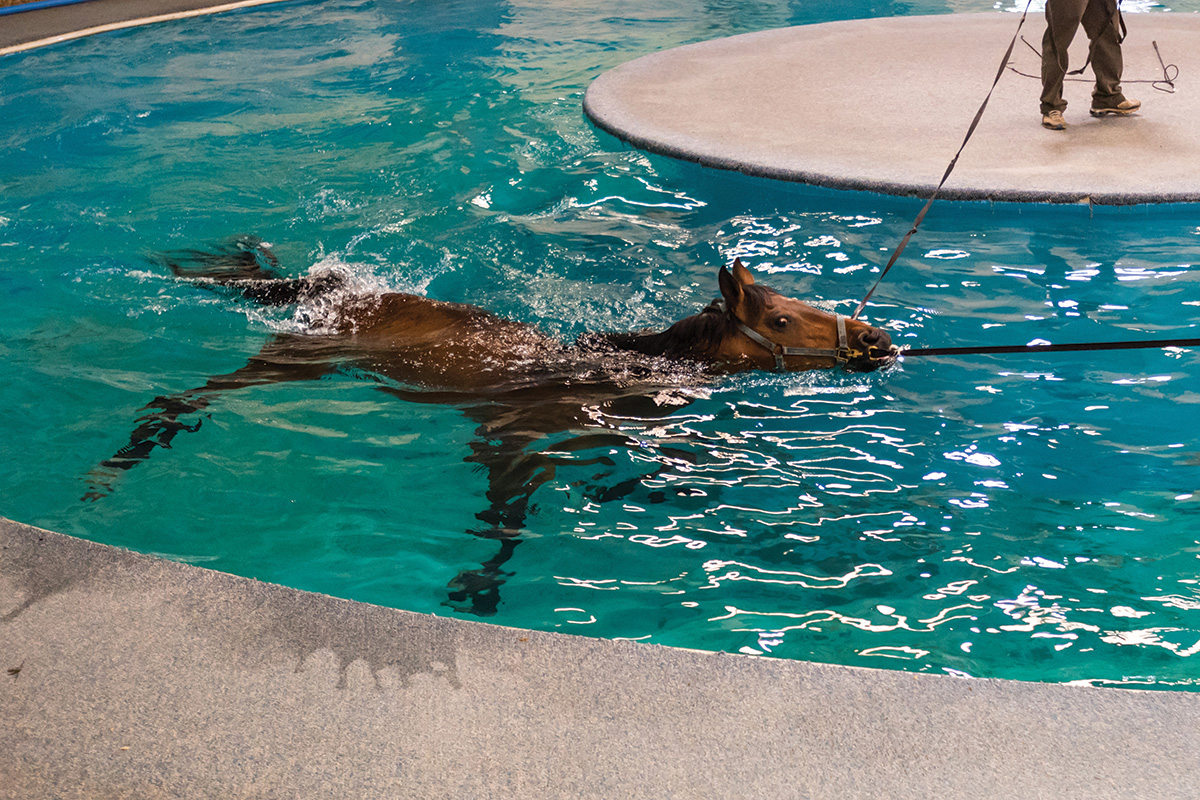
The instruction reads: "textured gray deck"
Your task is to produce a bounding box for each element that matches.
[584,12,1200,204]
[4,516,1200,798]
[0,0,291,54]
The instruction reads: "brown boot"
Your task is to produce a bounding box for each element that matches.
[1042,109,1067,130]
[1090,99,1141,117]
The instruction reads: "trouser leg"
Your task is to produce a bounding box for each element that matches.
[1040,0,1087,114]
[1081,0,1126,106]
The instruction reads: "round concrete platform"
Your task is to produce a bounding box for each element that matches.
[584,12,1200,205]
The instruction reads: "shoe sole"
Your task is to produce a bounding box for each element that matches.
[1042,120,1066,130]
[1090,107,1140,117]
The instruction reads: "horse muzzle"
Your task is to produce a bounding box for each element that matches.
[844,325,897,372]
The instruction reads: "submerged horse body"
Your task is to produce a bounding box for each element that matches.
[87,238,894,614]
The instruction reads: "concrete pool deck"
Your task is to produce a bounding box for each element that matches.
[6,515,1200,798]
[584,12,1200,205]
[0,0,293,55]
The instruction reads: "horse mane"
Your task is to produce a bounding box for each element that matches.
[586,284,774,362]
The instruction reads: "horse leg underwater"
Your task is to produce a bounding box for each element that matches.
[82,334,338,500]
[84,337,555,617]
[83,239,344,500]
[415,392,699,616]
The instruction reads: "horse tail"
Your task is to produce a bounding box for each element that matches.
[154,235,344,306]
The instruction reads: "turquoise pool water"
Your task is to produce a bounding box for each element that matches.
[3,0,1200,688]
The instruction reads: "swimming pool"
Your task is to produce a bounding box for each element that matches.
[3,0,1200,689]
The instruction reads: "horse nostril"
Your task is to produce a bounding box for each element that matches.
[859,327,885,344]
[857,327,893,356]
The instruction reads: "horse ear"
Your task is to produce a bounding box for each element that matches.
[731,257,755,286]
[719,260,748,314]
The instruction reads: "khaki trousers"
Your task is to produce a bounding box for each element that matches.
[1040,0,1126,114]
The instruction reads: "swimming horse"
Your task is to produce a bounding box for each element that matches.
[85,237,895,615]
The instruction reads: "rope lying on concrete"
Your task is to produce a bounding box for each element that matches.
[1013,36,1179,93]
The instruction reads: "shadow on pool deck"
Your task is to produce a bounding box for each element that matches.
[5,3,1200,796]
[5,516,1200,798]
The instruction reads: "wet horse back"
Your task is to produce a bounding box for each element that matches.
[336,292,562,391]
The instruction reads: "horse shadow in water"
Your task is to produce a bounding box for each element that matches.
[84,237,895,616]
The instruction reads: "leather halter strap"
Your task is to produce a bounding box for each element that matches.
[713,300,857,371]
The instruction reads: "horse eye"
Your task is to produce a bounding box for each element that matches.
[772,316,789,330]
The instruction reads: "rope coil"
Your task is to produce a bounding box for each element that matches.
[1015,36,1179,93]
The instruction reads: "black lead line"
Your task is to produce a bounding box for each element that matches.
[893,336,1200,359]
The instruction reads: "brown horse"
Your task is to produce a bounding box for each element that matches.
[86,238,894,614]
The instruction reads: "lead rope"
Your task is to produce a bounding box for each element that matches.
[899,335,1200,359]
[852,0,1036,321]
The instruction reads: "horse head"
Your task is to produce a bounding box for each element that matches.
[713,258,895,373]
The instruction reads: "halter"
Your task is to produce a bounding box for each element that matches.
[712,299,859,371]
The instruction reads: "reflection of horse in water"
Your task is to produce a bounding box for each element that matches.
[85,238,895,615]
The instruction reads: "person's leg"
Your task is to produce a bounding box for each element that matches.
[1041,0,1088,115]
[1082,0,1137,112]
